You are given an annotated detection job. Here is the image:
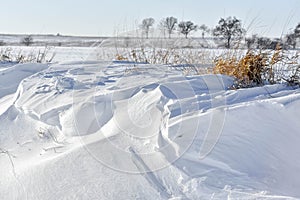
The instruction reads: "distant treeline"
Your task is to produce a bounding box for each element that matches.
[0,15,299,49]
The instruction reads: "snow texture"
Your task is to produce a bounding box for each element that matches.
[1,59,300,199]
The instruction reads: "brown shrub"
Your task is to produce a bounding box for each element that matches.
[213,46,283,87]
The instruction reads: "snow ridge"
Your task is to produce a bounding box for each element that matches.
[1,61,300,199]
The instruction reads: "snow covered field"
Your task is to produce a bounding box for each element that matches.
[0,34,221,48]
[1,46,300,199]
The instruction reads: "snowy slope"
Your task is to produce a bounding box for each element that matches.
[0,61,300,199]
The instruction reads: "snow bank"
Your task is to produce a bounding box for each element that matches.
[0,63,48,98]
[1,61,300,199]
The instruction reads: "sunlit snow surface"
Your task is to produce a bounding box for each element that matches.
[1,58,300,199]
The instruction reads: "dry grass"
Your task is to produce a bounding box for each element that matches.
[114,47,215,76]
[114,47,213,65]
[113,42,300,87]
[213,50,270,86]
[213,44,299,87]
[0,46,55,63]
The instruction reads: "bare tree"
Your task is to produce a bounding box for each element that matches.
[140,18,155,39]
[288,22,300,49]
[161,17,178,39]
[213,16,245,48]
[245,34,257,49]
[178,21,197,39]
[158,20,167,38]
[286,33,297,49]
[22,35,34,46]
[294,23,300,38]
[199,24,210,38]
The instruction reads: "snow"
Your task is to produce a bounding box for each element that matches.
[1,54,300,199]
[0,34,107,47]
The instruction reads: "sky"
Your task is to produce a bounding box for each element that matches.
[0,0,300,38]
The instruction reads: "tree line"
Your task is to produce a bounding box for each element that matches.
[140,16,300,49]
[5,16,300,50]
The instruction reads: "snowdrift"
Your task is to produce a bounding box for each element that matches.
[1,61,300,199]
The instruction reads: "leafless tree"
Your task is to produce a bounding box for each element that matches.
[199,24,210,38]
[161,17,178,38]
[245,34,257,49]
[21,35,34,46]
[285,33,297,49]
[140,18,155,39]
[294,23,300,38]
[213,16,245,48]
[178,21,197,39]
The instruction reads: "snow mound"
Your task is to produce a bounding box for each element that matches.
[1,61,300,199]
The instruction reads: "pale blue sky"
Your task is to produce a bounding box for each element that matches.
[1,0,299,37]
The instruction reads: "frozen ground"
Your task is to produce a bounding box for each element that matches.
[1,48,300,199]
[0,33,229,48]
[0,34,107,47]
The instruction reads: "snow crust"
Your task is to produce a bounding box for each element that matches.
[1,60,300,199]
